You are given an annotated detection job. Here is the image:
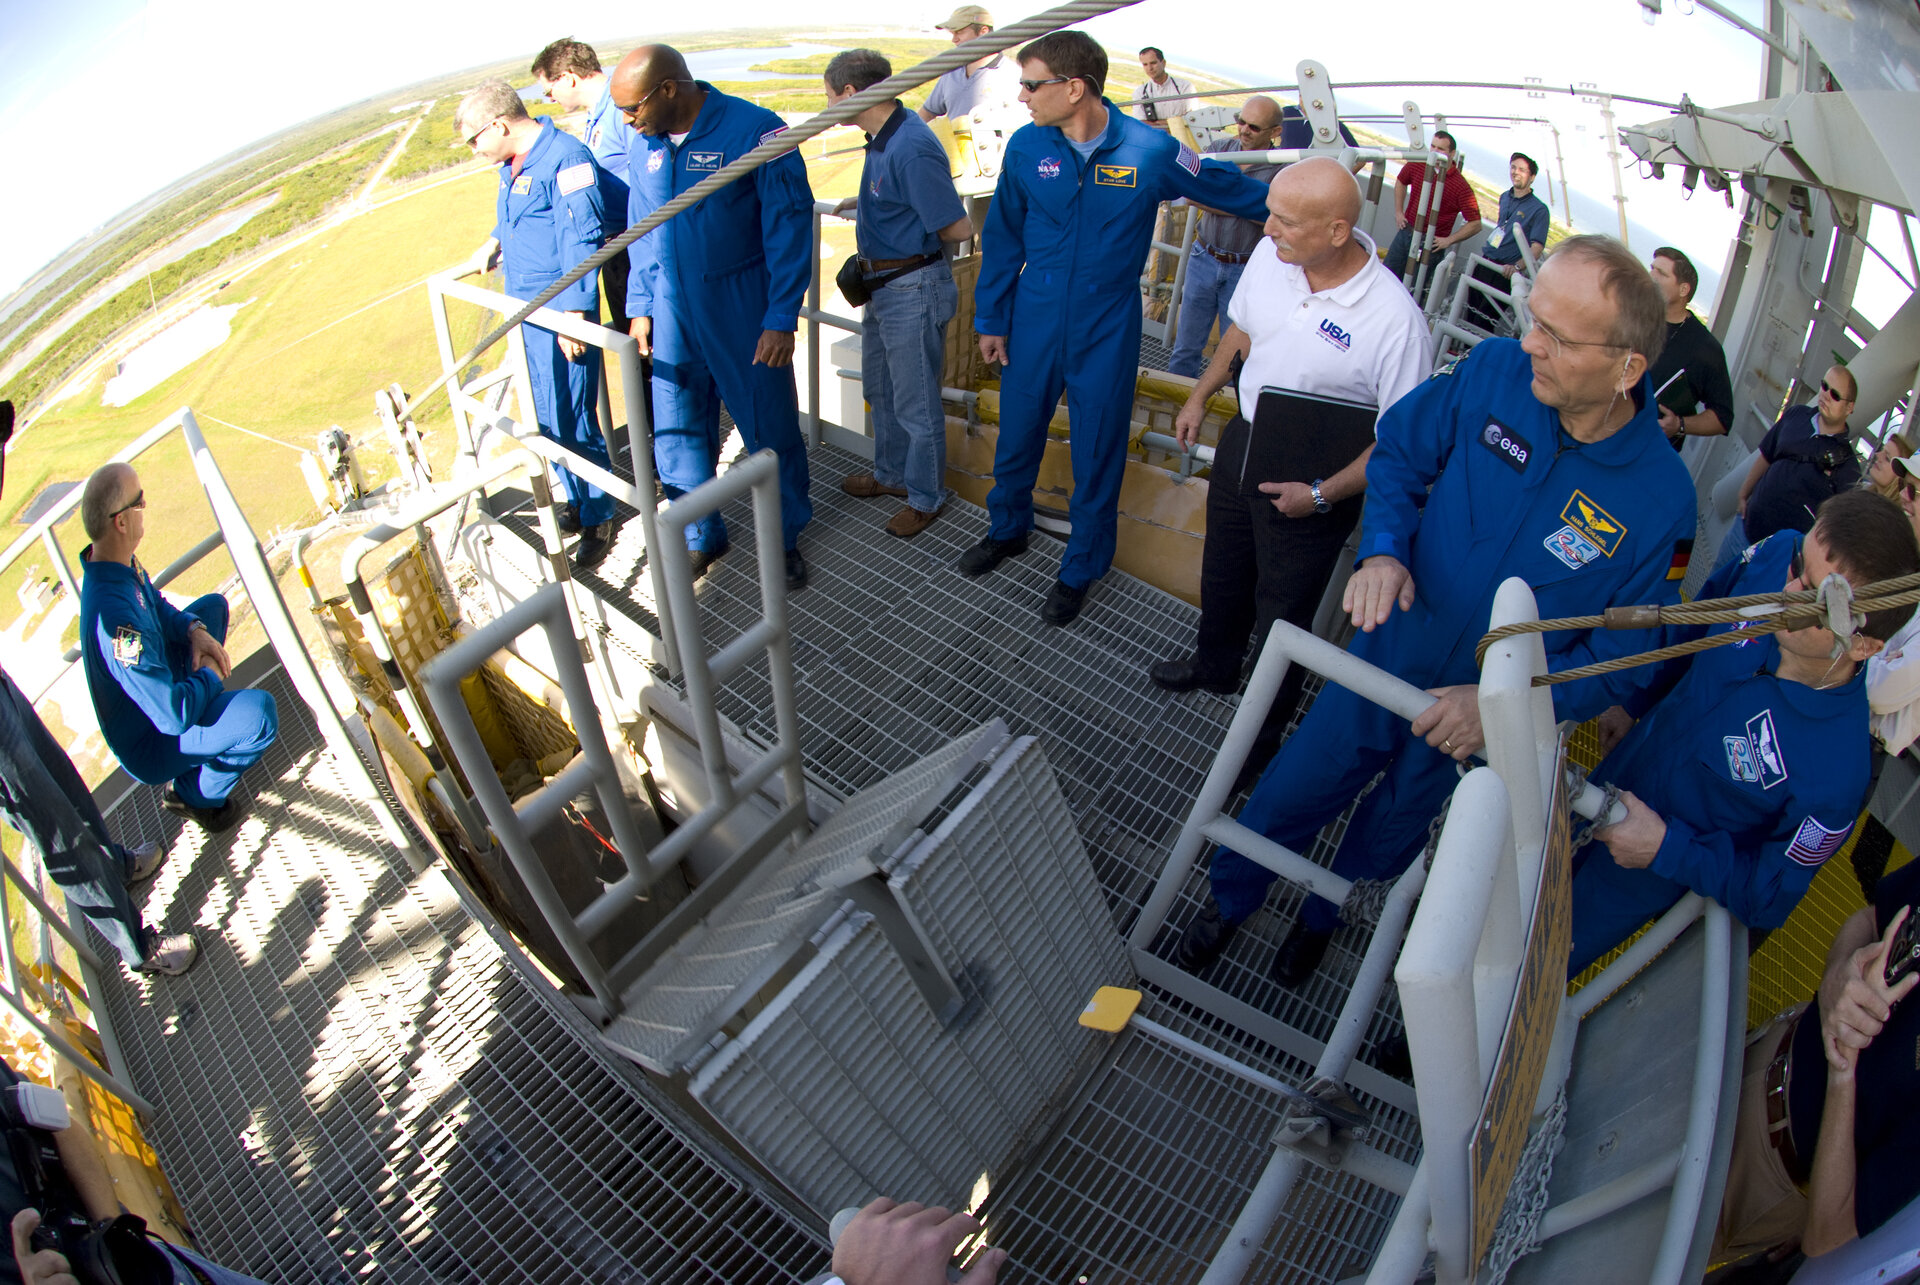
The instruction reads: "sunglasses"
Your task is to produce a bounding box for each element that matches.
[1234,114,1279,131]
[1819,379,1853,401]
[1018,76,1071,93]
[110,491,146,519]
[465,118,499,148]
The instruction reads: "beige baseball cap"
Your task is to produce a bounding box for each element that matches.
[938,5,993,30]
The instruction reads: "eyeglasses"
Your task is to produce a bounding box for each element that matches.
[1819,380,1853,401]
[109,491,145,519]
[465,118,500,148]
[1529,314,1627,360]
[1789,545,1805,586]
[1234,114,1280,132]
[1018,77,1071,93]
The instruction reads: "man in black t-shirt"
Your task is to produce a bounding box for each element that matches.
[1721,365,1861,569]
[1647,247,1734,450]
[1711,853,1920,1264]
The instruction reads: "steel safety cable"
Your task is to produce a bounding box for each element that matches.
[1473,570,1920,685]
[396,0,1145,426]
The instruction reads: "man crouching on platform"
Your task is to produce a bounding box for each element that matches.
[78,464,278,833]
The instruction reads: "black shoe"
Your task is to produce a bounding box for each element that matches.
[162,788,245,834]
[1041,578,1088,627]
[785,547,809,590]
[957,533,1029,577]
[1371,1032,1413,1081]
[1150,655,1239,694]
[1173,898,1241,972]
[574,522,614,570]
[689,540,730,581]
[1270,922,1333,988]
[555,503,583,534]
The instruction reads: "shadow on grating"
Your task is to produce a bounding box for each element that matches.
[93,665,829,1285]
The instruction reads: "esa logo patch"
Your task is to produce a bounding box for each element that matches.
[511,175,533,195]
[646,150,665,173]
[1317,318,1351,352]
[1543,525,1602,570]
[1724,709,1788,788]
[1093,164,1137,187]
[1478,418,1531,473]
[112,626,143,667]
[1561,490,1626,557]
[686,150,725,171]
[1036,156,1062,180]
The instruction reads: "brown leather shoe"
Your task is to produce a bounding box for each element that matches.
[841,472,908,499]
[885,504,943,538]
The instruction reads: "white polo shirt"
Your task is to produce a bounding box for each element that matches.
[1227,229,1434,424]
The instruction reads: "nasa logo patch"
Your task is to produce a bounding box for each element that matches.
[1037,156,1062,180]
[646,150,665,173]
[112,626,143,667]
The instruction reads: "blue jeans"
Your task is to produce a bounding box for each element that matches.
[156,1241,267,1285]
[141,595,278,809]
[862,262,958,514]
[1167,247,1246,378]
[1384,224,1416,281]
[0,667,148,968]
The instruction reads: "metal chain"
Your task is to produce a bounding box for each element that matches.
[1341,795,1452,926]
[1481,1087,1570,1285]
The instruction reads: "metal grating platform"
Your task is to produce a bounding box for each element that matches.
[94,664,830,1284]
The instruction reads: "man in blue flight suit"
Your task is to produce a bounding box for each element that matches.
[532,37,638,335]
[610,45,816,590]
[77,464,278,837]
[966,31,1269,627]
[457,80,618,570]
[1567,492,1920,974]
[1174,236,1698,987]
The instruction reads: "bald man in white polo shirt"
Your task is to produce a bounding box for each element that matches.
[1153,158,1433,759]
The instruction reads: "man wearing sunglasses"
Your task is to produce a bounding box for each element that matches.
[1721,364,1862,571]
[456,79,620,570]
[610,45,817,590]
[1568,490,1919,974]
[76,464,278,844]
[1164,95,1285,379]
[1180,236,1699,989]
[965,30,1268,626]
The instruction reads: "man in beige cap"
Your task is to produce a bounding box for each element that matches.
[918,6,1022,126]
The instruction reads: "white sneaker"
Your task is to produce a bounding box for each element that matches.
[125,840,166,887]
[135,930,200,977]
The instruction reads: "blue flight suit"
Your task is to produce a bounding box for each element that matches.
[585,80,637,334]
[78,552,278,809]
[626,84,815,553]
[1567,533,1872,973]
[495,116,614,528]
[1208,340,1698,933]
[975,103,1268,589]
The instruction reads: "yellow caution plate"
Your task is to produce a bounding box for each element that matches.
[1079,986,1143,1032]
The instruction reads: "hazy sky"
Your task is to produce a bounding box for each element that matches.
[0,0,1799,302]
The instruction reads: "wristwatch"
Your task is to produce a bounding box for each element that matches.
[1309,479,1331,515]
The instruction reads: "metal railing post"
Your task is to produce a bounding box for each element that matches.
[806,205,824,449]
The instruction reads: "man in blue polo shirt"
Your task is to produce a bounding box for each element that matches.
[968,31,1269,626]
[458,80,618,569]
[1465,152,1550,334]
[613,45,817,589]
[827,50,974,538]
[533,38,638,336]
[1723,364,1862,570]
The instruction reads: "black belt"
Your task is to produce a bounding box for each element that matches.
[1198,242,1253,265]
[1763,1008,1812,1189]
[857,252,942,273]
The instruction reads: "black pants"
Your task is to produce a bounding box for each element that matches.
[1195,414,1362,753]
[1466,260,1516,334]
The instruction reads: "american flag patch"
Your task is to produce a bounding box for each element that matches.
[761,125,788,145]
[1175,142,1200,176]
[556,162,595,195]
[1785,815,1850,868]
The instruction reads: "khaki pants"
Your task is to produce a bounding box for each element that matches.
[1712,1007,1812,1262]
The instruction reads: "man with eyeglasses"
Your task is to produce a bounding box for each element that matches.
[1720,364,1862,572]
[1568,489,1919,974]
[610,45,816,590]
[965,30,1267,626]
[1164,95,1286,378]
[1177,236,1698,989]
[456,79,620,570]
[532,38,638,337]
[76,464,278,850]
[919,7,1021,128]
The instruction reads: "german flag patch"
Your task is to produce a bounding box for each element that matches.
[1666,538,1694,581]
